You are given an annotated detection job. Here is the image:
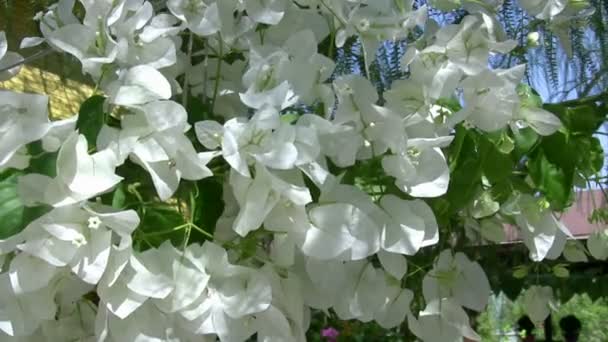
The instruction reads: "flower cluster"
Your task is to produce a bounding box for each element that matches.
[0,0,604,341]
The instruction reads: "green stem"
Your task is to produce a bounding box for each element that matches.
[182,31,194,109]
[211,33,223,115]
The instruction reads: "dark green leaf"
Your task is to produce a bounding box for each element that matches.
[0,172,48,240]
[192,177,224,242]
[512,127,539,158]
[564,104,605,135]
[575,136,604,177]
[138,205,187,250]
[0,173,24,239]
[111,183,127,209]
[517,84,543,108]
[481,137,513,183]
[77,95,106,147]
[528,152,572,210]
[27,142,57,177]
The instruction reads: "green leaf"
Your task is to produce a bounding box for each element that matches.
[0,173,24,239]
[512,127,539,158]
[27,142,57,177]
[0,172,48,240]
[186,96,210,124]
[447,159,482,214]
[528,152,572,210]
[575,136,604,177]
[512,265,529,279]
[517,84,543,108]
[111,183,127,209]
[564,104,605,135]
[77,95,106,147]
[192,177,224,242]
[448,125,468,171]
[137,205,187,250]
[280,112,299,124]
[481,137,514,183]
[553,264,570,278]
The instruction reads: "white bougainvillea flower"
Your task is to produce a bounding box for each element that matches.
[0,273,57,337]
[26,275,96,341]
[374,280,413,329]
[515,106,563,136]
[522,285,556,323]
[8,252,60,295]
[0,147,31,171]
[199,107,299,177]
[299,256,351,310]
[0,31,24,81]
[18,132,122,207]
[98,300,196,342]
[377,250,408,280]
[240,49,298,110]
[450,65,525,132]
[279,30,336,106]
[168,0,254,42]
[302,202,381,261]
[333,262,388,322]
[296,114,363,168]
[230,164,311,237]
[382,145,450,197]
[587,229,608,260]
[519,0,568,19]
[189,58,247,118]
[334,2,427,69]
[514,195,572,261]
[444,15,517,75]
[245,0,287,25]
[46,23,117,78]
[168,0,221,36]
[15,204,139,285]
[380,195,439,255]
[0,91,50,169]
[383,79,430,118]
[177,242,272,340]
[99,100,215,200]
[402,45,463,102]
[41,115,77,152]
[106,65,172,106]
[257,265,309,341]
[408,298,482,342]
[562,239,589,262]
[422,249,491,312]
[98,241,208,320]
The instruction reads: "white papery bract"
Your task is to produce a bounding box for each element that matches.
[98,100,215,200]
[0,32,24,81]
[513,194,573,261]
[522,285,556,323]
[408,298,482,342]
[422,250,491,312]
[0,0,596,340]
[14,204,138,286]
[587,229,608,260]
[18,132,122,207]
[0,91,50,170]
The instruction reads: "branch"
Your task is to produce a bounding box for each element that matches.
[0,48,54,74]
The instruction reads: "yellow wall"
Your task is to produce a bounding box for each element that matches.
[1,0,93,119]
[0,65,93,119]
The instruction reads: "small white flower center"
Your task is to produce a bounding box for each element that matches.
[72,235,88,247]
[88,216,102,230]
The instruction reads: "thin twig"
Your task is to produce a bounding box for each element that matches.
[0,48,54,73]
[211,32,223,115]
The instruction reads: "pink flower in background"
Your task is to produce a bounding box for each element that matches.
[321,327,340,342]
